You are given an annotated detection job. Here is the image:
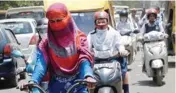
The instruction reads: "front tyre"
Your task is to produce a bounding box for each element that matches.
[153,69,163,86]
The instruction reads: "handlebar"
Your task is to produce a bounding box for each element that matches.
[16,83,46,93]
[75,79,97,85]
[66,79,97,93]
[94,52,120,62]
[95,56,118,62]
[17,79,96,93]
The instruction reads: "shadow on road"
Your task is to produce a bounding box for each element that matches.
[168,62,175,68]
[0,81,15,90]
[132,80,165,87]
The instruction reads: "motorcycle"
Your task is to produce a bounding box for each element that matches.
[141,31,168,86]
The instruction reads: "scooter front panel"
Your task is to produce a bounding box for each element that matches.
[143,41,168,77]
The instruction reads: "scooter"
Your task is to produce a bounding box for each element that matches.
[89,52,123,93]
[16,52,123,93]
[141,31,168,86]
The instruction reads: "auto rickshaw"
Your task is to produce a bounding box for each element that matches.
[165,1,175,56]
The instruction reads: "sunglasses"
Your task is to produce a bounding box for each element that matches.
[49,17,65,23]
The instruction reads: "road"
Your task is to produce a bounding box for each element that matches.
[0,51,175,93]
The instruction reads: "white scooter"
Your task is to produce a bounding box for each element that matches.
[141,31,168,86]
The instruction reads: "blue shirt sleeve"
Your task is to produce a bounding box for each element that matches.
[31,49,47,84]
[79,60,94,79]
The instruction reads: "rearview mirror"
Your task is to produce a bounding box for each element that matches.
[11,50,24,58]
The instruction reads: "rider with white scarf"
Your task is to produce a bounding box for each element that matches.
[88,25,127,58]
[87,11,130,93]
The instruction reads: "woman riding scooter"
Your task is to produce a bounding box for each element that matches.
[18,3,96,93]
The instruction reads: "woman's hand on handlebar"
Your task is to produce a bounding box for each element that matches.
[85,76,97,89]
[17,80,35,92]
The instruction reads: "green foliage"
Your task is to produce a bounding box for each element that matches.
[0,1,43,10]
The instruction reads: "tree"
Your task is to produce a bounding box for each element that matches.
[0,1,43,10]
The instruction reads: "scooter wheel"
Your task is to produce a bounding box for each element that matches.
[153,69,163,86]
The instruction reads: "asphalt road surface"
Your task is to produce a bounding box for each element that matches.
[0,51,175,93]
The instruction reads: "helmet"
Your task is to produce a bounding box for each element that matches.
[146,8,157,19]
[131,8,137,12]
[119,10,128,17]
[94,11,109,21]
[94,11,109,29]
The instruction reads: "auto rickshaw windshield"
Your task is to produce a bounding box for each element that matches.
[71,12,95,35]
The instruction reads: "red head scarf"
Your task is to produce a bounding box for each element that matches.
[39,3,94,75]
[46,3,76,47]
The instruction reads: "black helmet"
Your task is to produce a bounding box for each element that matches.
[119,10,128,17]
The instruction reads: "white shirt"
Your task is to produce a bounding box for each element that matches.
[87,25,125,58]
